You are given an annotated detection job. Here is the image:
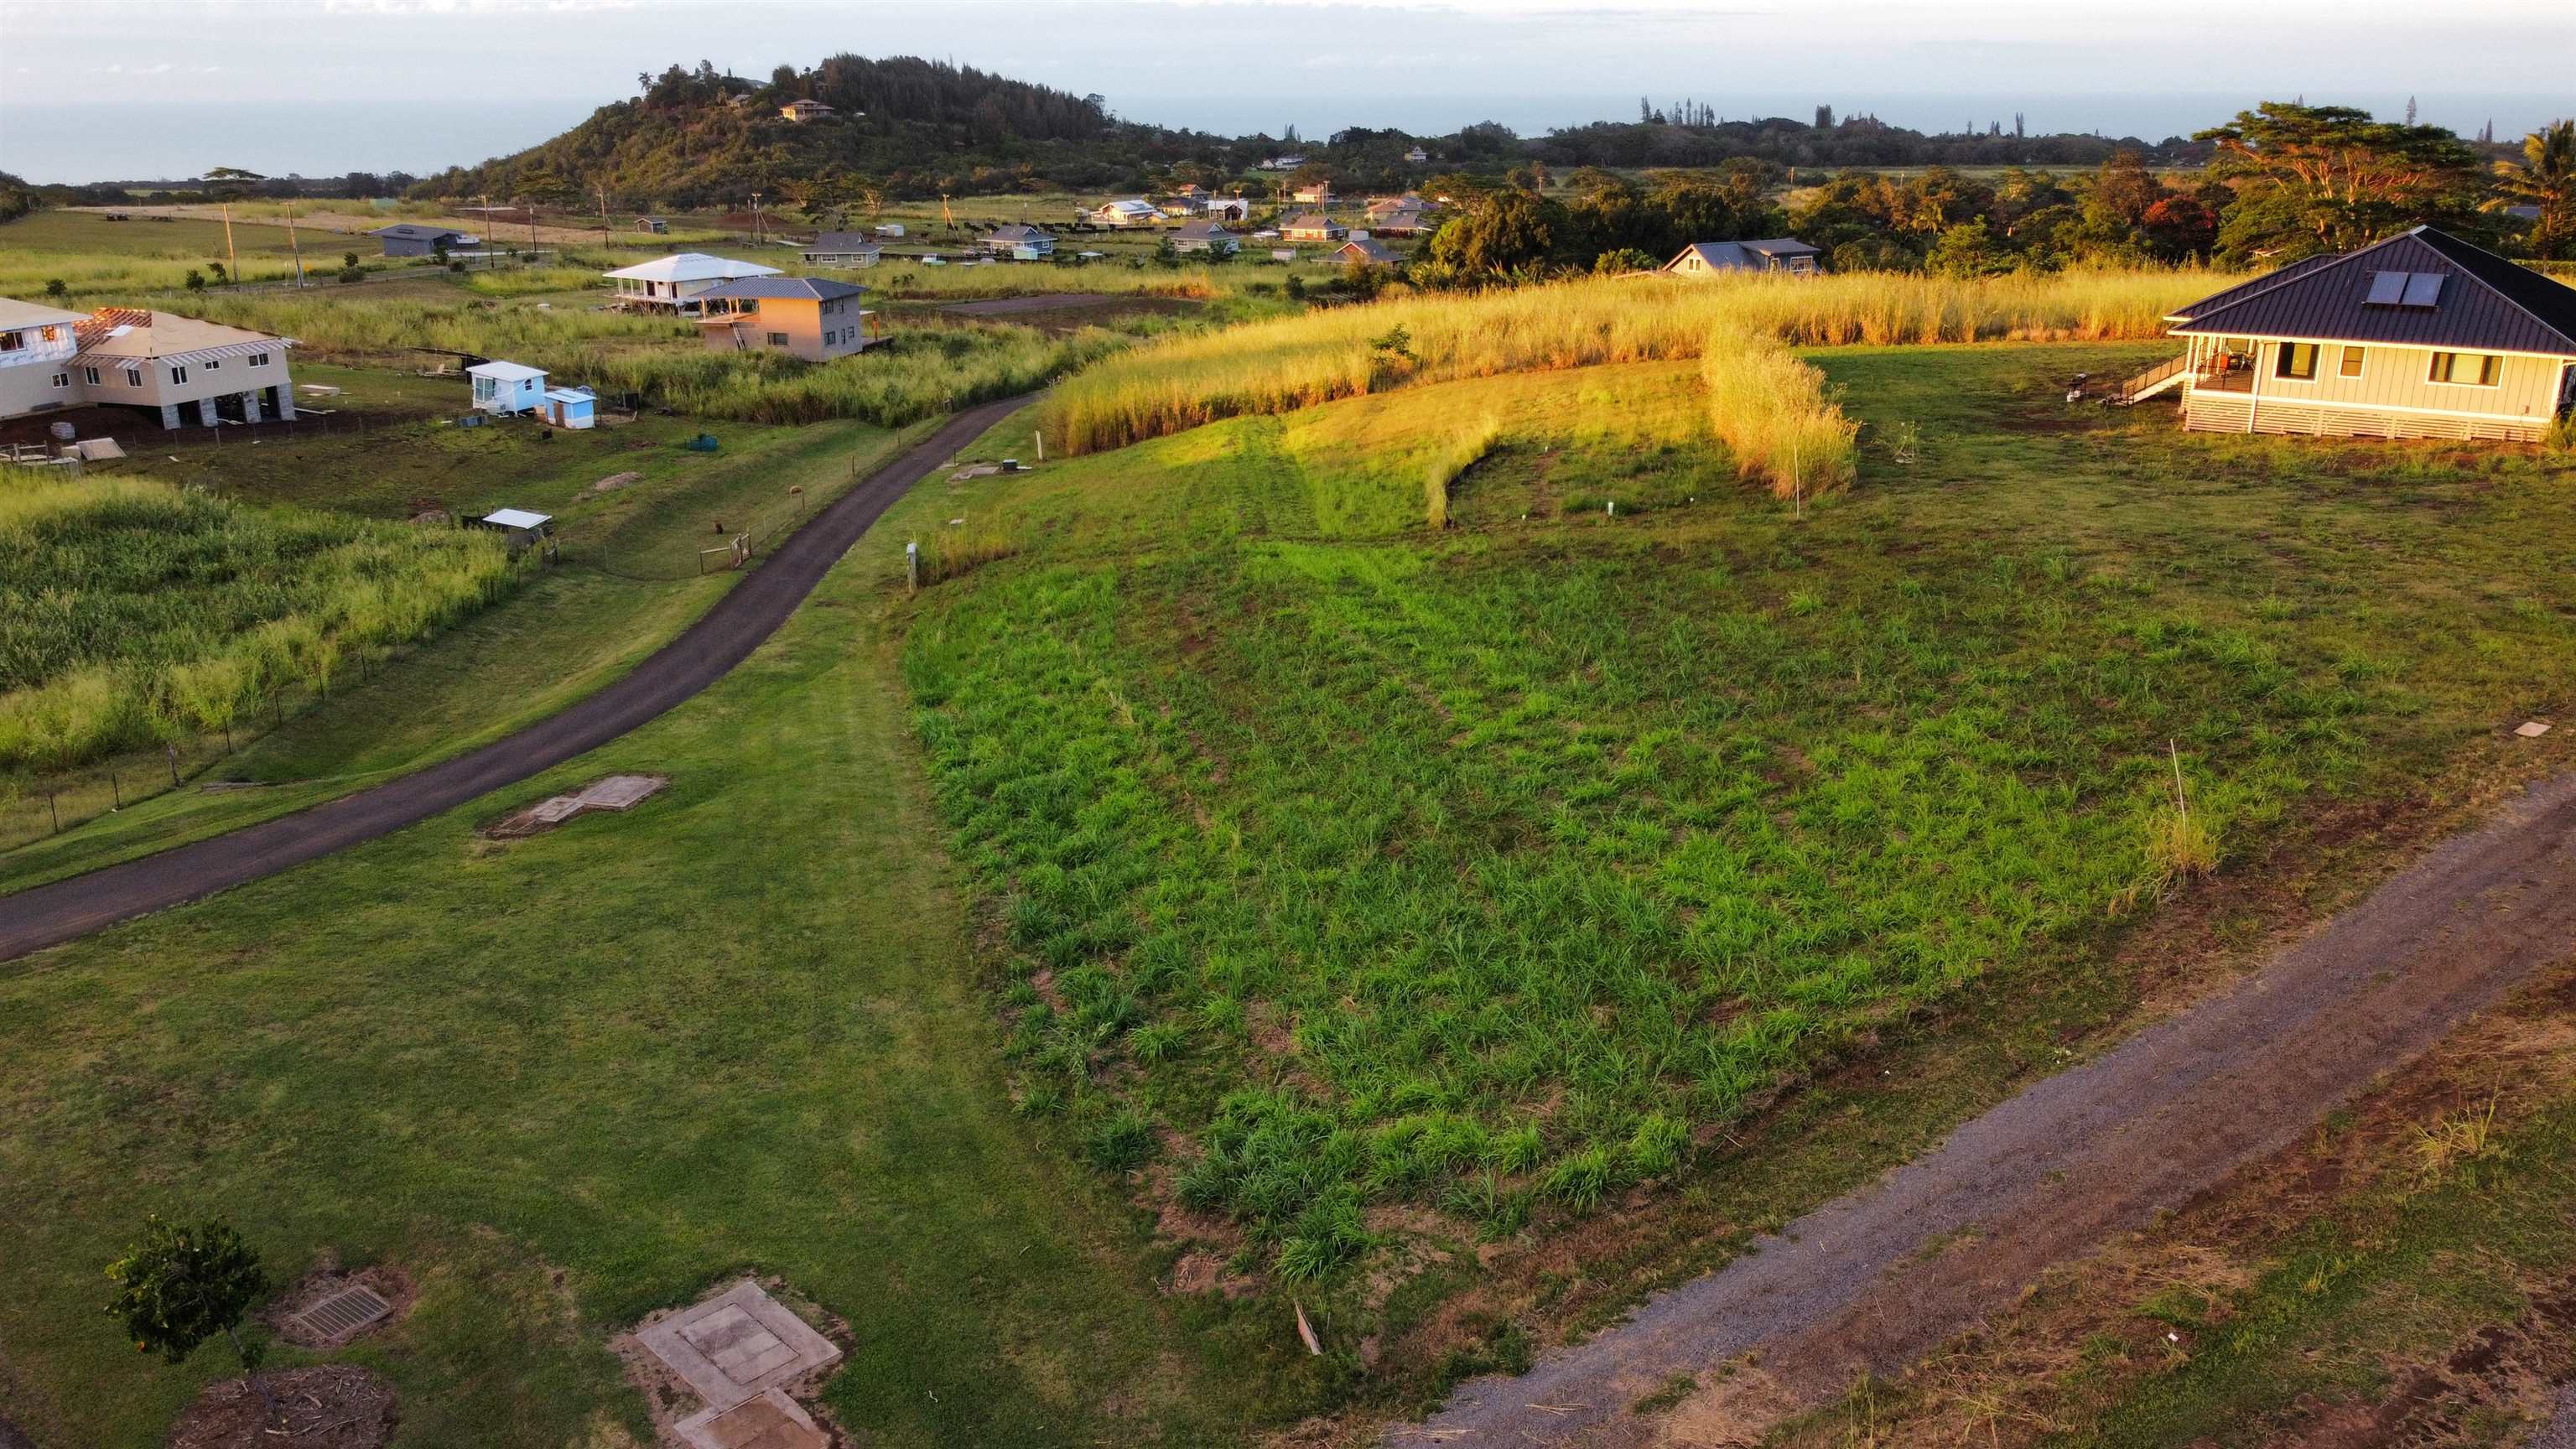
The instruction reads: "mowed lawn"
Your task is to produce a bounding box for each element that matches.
[0,535,1308,1445]
[899,341,2576,1296]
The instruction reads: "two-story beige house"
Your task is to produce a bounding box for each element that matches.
[0,302,296,428]
[2151,226,2576,442]
[693,278,875,361]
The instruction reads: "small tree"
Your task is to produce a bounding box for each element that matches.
[184,268,206,292]
[44,278,69,300]
[104,1215,271,1418]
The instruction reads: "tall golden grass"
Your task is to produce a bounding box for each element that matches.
[1424,415,1504,529]
[1701,326,1858,500]
[1041,268,2233,454]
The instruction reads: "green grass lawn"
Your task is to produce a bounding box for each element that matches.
[895,340,2576,1296]
[0,521,1318,1447]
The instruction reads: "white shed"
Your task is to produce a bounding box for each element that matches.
[467,361,548,415]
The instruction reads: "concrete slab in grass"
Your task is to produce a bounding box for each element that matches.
[674,1387,829,1449]
[632,1280,840,1413]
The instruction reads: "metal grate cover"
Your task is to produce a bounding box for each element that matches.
[299,1285,392,1341]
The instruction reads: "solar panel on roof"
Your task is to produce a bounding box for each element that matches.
[2363,270,2408,306]
[2400,272,2444,308]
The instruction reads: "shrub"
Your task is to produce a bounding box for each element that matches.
[1083,1109,1158,1171]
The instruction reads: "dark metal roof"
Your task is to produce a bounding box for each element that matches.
[2169,227,2576,356]
[1337,237,1397,265]
[984,223,1051,242]
[371,223,468,241]
[695,277,870,303]
[803,231,881,252]
[1172,221,1236,239]
[1738,237,1820,257]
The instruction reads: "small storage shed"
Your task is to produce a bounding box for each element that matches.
[477,507,555,551]
[543,386,596,429]
[467,361,548,414]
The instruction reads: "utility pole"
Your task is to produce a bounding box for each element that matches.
[283,203,304,284]
[750,190,764,246]
[480,192,491,268]
[597,179,611,246]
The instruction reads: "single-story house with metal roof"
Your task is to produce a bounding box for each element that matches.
[802,232,884,267]
[1088,199,1162,228]
[1171,221,1240,256]
[602,253,785,313]
[467,360,548,414]
[2148,226,2576,443]
[693,277,875,361]
[980,223,1057,260]
[1335,237,1398,268]
[1282,213,1347,242]
[370,223,480,257]
[542,387,596,429]
[1662,239,1822,278]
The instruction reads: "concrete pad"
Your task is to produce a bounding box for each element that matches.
[2518,720,2553,739]
[576,774,667,811]
[674,1389,827,1449]
[633,1280,840,1413]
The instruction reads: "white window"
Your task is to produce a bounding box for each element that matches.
[49,372,69,388]
[125,367,143,387]
[84,366,101,386]
[169,365,189,384]
[2428,351,2501,387]
[474,376,496,401]
[247,352,269,367]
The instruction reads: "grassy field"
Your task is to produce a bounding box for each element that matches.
[0,369,919,872]
[0,530,1320,1446]
[899,340,2576,1305]
[0,475,519,774]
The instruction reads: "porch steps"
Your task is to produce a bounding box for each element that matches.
[2115,354,2191,405]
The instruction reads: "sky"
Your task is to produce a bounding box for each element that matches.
[0,0,2569,182]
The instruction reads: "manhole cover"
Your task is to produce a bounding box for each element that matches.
[298,1285,392,1342]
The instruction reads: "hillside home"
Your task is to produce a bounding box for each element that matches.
[802,232,883,267]
[779,99,835,123]
[370,223,477,257]
[0,297,91,422]
[980,223,1057,260]
[603,253,784,314]
[1204,198,1252,223]
[60,308,298,428]
[693,277,875,361]
[1405,146,1429,164]
[1282,213,1347,242]
[1292,183,1334,205]
[468,361,548,414]
[2145,226,2576,443]
[1089,199,1162,228]
[1260,154,1306,171]
[1171,221,1240,255]
[1663,239,1823,277]
[636,216,670,234]
[1336,237,1397,268]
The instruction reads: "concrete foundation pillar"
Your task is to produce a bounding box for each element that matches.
[239,390,260,423]
[273,385,296,423]
[158,403,180,429]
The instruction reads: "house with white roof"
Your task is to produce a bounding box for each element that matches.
[467,361,549,415]
[0,297,92,423]
[1088,199,1162,229]
[602,253,786,314]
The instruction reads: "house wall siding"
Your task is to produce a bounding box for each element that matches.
[2183,339,2568,442]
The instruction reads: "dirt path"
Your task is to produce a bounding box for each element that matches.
[0,395,1032,964]
[1403,771,2576,1446]
[943,293,1115,315]
[2537,1386,2576,1449]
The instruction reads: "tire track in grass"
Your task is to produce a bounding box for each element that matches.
[0,393,1036,964]
[1400,770,2576,1446]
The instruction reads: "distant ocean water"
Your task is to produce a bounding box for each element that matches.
[3,91,2565,185]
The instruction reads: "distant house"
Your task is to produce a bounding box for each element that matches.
[1366,198,1434,236]
[1203,197,1252,223]
[875,222,907,238]
[1160,194,1209,216]
[603,252,785,313]
[802,231,884,267]
[467,360,548,415]
[1088,199,1162,228]
[693,277,875,361]
[1171,221,1240,256]
[1335,237,1398,268]
[1282,213,1347,242]
[2151,225,2576,443]
[542,387,596,429]
[779,99,835,123]
[1364,194,1424,221]
[980,223,1057,260]
[636,216,670,234]
[1663,239,1823,278]
[1405,146,1429,164]
[1259,153,1306,171]
[5,306,300,428]
[1292,182,1334,205]
[370,223,476,257]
